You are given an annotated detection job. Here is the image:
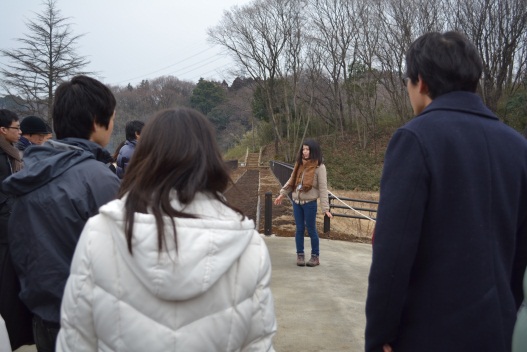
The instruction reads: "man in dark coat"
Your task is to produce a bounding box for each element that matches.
[0,109,34,350]
[365,31,527,352]
[3,76,120,352]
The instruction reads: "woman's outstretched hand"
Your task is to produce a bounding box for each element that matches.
[274,194,283,205]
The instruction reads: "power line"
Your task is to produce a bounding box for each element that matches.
[187,63,235,83]
[167,56,225,77]
[114,46,218,85]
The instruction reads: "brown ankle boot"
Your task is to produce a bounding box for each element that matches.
[297,253,305,266]
[306,255,320,267]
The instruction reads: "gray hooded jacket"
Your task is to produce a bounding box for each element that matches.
[2,138,120,323]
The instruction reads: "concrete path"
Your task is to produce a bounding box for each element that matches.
[263,235,372,352]
[14,236,372,352]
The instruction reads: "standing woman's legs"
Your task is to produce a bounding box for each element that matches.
[292,202,305,254]
[303,200,319,256]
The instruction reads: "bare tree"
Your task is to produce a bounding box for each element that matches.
[149,76,194,110]
[371,0,445,122]
[306,0,360,134]
[449,0,527,111]
[203,0,527,154]
[0,0,90,122]
[349,2,382,150]
[208,0,301,156]
[112,76,193,124]
[276,0,308,160]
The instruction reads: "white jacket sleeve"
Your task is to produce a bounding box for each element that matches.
[56,224,98,352]
[242,235,277,352]
[0,315,11,352]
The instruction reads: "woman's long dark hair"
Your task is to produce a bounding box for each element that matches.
[118,108,242,254]
[112,140,125,162]
[295,139,323,165]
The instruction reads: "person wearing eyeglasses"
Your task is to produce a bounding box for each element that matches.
[0,109,33,351]
[366,31,527,352]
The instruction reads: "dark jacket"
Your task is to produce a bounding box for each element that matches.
[0,146,34,349]
[16,136,32,153]
[365,91,527,352]
[116,139,136,179]
[2,138,120,324]
[0,148,13,242]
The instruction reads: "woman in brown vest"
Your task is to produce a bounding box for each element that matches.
[274,139,332,267]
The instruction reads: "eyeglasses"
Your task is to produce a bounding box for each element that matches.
[4,127,21,130]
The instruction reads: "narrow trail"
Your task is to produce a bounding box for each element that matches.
[225,152,294,235]
[224,169,260,222]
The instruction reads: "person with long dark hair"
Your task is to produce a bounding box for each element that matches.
[274,139,332,267]
[56,108,276,351]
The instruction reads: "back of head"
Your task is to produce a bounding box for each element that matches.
[0,109,19,128]
[20,115,49,135]
[119,107,238,253]
[125,120,145,141]
[121,108,231,202]
[53,75,116,140]
[405,31,482,99]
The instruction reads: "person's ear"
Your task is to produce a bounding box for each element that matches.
[418,75,429,95]
[90,121,103,139]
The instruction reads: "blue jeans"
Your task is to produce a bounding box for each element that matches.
[293,200,319,256]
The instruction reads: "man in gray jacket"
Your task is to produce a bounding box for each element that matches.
[3,75,120,352]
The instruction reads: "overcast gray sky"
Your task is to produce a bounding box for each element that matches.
[1,0,252,88]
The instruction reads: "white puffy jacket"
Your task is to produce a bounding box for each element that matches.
[56,192,276,352]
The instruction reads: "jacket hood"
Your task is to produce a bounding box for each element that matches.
[2,138,111,196]
[98,192,257,301]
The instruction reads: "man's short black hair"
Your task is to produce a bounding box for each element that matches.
[0,109,19,128]
[53,75,116,140]
[405,31,482,99]
[125,120,145,141]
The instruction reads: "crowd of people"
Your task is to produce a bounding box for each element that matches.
[0,30,526,352]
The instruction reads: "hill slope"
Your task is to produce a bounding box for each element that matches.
[260,131,394,191]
